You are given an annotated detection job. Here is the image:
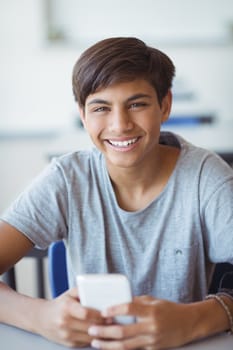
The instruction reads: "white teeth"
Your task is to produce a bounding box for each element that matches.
[109,137,138,147]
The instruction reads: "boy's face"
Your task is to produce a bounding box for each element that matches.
[79,79,171,170]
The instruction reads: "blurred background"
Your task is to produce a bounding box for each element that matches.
[0,0,233,297]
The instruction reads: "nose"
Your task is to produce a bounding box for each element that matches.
[108,108,134,133]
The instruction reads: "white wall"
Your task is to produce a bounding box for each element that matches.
[0,0,79,133]
[0,0,233,134]
[51,0,233,45]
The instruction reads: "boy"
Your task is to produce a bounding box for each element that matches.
[0,37,233,349]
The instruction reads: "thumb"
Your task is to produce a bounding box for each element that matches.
[64,287,80,300]
[134,295,158,304]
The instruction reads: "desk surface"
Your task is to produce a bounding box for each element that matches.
[1,323,233,350]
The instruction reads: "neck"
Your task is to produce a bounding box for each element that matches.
[106,145,179,211]
[107,146,162,193]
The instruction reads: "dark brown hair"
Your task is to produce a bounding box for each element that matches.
[72,37,175,108]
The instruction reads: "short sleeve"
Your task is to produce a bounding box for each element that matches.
[200,156,233,264]
[1,159,69,249]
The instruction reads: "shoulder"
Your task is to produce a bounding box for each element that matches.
[50,147,103,174]
[22,148,104,193]
[160,131,233,190]
[178,134,232,182]
[161,131,232,174]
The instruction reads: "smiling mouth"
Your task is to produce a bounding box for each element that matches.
[107,137,139,148]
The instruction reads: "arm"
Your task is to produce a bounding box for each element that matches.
[86,295,233,350]
[0,221,104,347]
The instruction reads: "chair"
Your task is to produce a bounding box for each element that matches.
[208,263,233,294]
[48,241,69,298]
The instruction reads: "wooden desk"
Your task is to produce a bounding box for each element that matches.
[0,323,233,350]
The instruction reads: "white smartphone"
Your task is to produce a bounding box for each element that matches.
[76,273,135,324]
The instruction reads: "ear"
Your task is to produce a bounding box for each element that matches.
[161,90,172,123]
[79,107,86,128]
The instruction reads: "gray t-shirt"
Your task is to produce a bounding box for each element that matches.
[2,132,233,302]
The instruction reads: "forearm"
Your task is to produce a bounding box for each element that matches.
[0,281,48,334]
[186,295,233,343]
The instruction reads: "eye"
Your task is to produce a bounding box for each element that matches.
[93,106,110,113]
[129,102,147,109]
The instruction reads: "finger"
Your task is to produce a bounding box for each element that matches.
[134,295,158,304]
[91,338,129,350]
[103,302,134,318]
[59,327,93,348]
[62,296,104,323]
[103,301,149,319]
[64,287,80,299]
[63,317,92,333]
[91,334,156,350]
[65,310,110,334]
[88,322,149,340]
[52,297,105,337]
[73,305,104,322]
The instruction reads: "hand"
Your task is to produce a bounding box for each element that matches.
[37,287,106,347]
[87,295,193,350]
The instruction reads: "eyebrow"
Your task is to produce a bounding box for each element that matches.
[87,98,111,106]
[87,93,152,106]
[127,93,152,102]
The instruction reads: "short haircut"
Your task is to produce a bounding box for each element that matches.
[72,37,175,108]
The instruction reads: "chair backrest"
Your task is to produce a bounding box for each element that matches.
[208,262,233,293]
[48,241,69,298]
